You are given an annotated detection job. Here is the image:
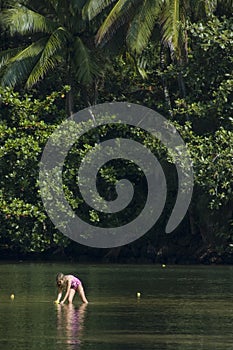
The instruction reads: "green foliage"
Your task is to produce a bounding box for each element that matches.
[170,16,233,251]
[0,0,101,91]
[0,86,69,253]
[0,2,232,261]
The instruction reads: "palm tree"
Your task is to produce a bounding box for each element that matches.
[83,1,189,59]
[84,0,232,56]
[82,0,196,112]
[0,0,100,114]
[83,0,232,108]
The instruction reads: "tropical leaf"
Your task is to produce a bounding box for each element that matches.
[159,0,189,60]
[72,36,99,84]
[136,55,149,79]
[160,0,180,48]
[67,0,93,16]
[126,0,162,54]
[0,47,22,70]
[95,0,139,46]
[83,0,117,20]
[1,4,56,35]
[1,38,48,87]
[0,0,104,91]
[25,27,70,87]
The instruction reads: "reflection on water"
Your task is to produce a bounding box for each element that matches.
[56,303,87,349]
[0,264,233,350]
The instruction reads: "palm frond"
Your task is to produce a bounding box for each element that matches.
[161,0,180,45]
[73,37,99,84]
[1,38,47,87]
[82,0,117,20]
[1,4,56,35]
[136,55,148,79]
[126,0,162,54]
[95,0,139,46]
[25,27,69,87]
[0,47,22,70]
[69,0,87,15]
[160,0,184,57]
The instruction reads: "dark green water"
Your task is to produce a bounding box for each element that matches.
[0,263,233,350]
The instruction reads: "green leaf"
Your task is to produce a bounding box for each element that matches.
[126,0,161,54]
[73,37,99,84]
[25,27,70,87]
[1,5,56,35]
[83,0,117,20]
[95,0,138,46]
[1,38,48,88]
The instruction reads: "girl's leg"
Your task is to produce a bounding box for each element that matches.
[68,288,76,304]
[77,284,88,303]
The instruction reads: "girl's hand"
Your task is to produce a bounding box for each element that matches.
[60,300,65,304]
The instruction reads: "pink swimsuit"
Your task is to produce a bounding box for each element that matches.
[70,276,82,290]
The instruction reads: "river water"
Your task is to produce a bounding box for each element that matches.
[0,263,232,350]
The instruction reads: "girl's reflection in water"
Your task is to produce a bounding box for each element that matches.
[56,303,87,349]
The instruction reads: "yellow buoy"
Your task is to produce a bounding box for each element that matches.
[10,294,15,300]
[136,292,141,298]
[162,264,166,268]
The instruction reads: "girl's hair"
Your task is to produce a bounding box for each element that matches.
[56,272,65,287]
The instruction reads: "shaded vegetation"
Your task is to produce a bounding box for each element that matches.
[0,0,232,263]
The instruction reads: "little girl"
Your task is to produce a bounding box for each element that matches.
[55,273,88,304]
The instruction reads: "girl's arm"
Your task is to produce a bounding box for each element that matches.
[60,279,71,304]
[55,288,63,303]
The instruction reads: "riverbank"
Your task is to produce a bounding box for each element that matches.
[1,240,233,264]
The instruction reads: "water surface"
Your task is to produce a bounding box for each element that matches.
[0,263,232,350]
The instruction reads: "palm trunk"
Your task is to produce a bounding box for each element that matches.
[178,71,186,98]
[160,44,173,118]
[66,88,74,116]
[66,55,74,116]
[177,29,188,99]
